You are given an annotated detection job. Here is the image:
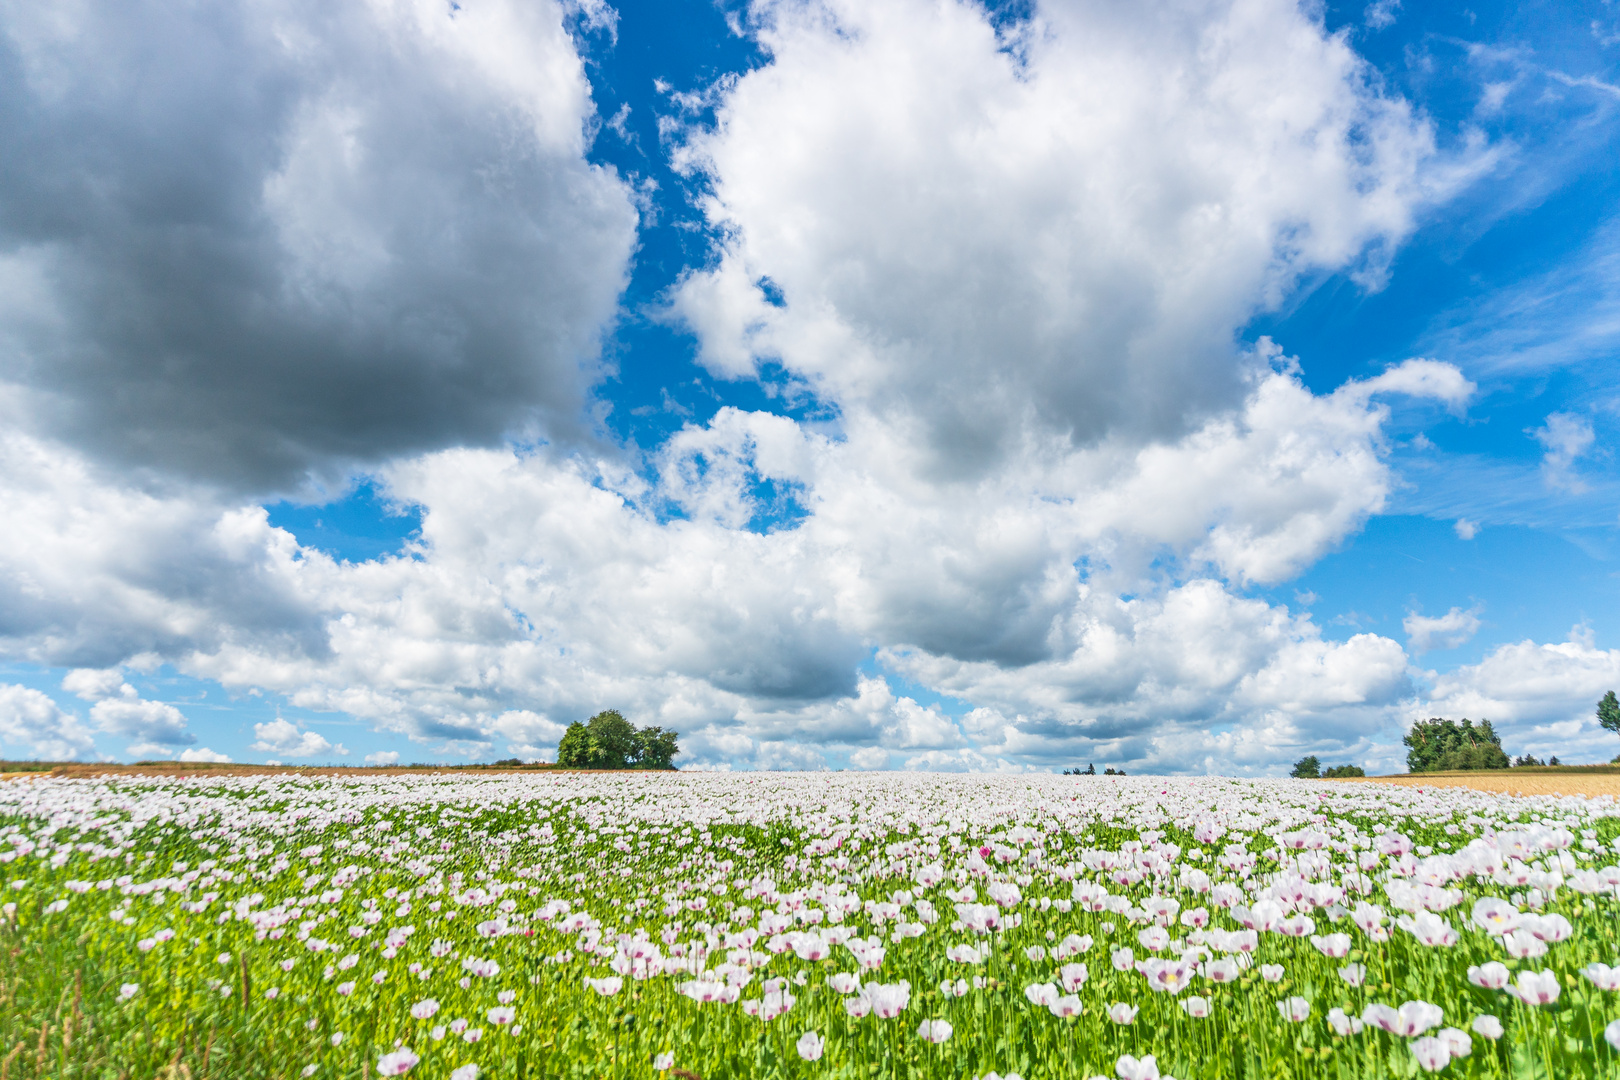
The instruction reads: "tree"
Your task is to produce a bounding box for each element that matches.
[1290,755,1321,779]
[1403,718,1509,772]
[1322,764,1365,778]
[580,710,637,768]
[556,712,681,769]
[1599,691,1620,737]
[556,722,594,768]
[634,726,681,770]
[1061,764,1096,776]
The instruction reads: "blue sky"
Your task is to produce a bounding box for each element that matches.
[0,0,1617,773]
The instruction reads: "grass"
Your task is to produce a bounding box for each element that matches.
[2,772,1619,1079]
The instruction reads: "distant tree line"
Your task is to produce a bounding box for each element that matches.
[1289,756,1364,778]
[1284,692,1620,779]
[556,710,680,770]
[1062,764,1127,776]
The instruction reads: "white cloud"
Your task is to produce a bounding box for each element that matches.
[0,0,1531,776]
[61,668,131,701]
[0,683,96,760]
[1364,0,1401,30]
[90,697,194,746]
[1421,629,1620,761]
[178,747,232,763]
[1345,359,1475,410]
[249,719,345,758]
[364,750,401,766]
[671,0,1470,476]
[1530,412,1595,493]
[849,746,890,770]
[1404,606,1484,654]
[1454,518,1479,540]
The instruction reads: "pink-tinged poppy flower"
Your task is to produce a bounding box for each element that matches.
[1326,1008,1362,1036]
[1470,898,1519,935]
[450,1067,479,1080]
[828,972,862,994]
[1362,1001,1443,1037]
[1437,1028,1471,1059]
[1048,994,1083,1018]
[1506,970,1560,1006]
[375,1049,419,1076]
[1180,996,1210,1018]
[844,995,872,1019]
[795,1032,823,1062]
[1059,963,1089,992]
[1024,983,1058,1008]
[1471,1015,1503,1040]
[1409,1037,1450,1073]
[917,1018,952,1044]
[1467,962,1509,989]
[118,983,139,1001]
[1260,965,1284,983]
[1338,964,1366,986]
[486,1006,515,1025]
[462,1028,484,1044]
[1114,1053,1166,1080]
[1277,997,1310,1022]
[1581,963,1620,991]
[865,981,910,1018]
[1605,1019,1620,1051]
[336,982,356,997]
[1106,1002,1138,1025]
[1310,933,1351,958]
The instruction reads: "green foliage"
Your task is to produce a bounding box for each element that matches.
[555,712,681,769]
[1062,764,1097,775]
[1404,717,1510,772]
[1102,767,1126,776]
[584,709,639,768]
[1289,755,1321,778]
[1321,764,1365,777]
[1599,690,1620,736]
[1514,753,1546,768]
[634,726,680,770]
[555,720,593,768]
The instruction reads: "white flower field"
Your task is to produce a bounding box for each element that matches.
[2,772,1619,1079]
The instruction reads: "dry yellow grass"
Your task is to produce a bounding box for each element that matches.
[1337,772,1620,798]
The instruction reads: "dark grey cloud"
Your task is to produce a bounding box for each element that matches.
[0,0,637,492]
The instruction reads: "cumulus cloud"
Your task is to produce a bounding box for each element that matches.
[61,668,130,701]
[1404,606,1484,654]
[1421,628,1620,761]
[249,719,346,759]
[178,747,232,763]
[0,0,1536,775]
[0,0,637,490]
[364,750,401,766]
[671,0,1469,478]
[90,697,195,746]
[0,683,96,759]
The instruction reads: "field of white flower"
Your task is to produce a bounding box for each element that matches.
[2,773,1619,1080]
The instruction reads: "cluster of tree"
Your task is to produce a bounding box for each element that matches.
[1512,754,1562,768]
[1403,717,1510,773]
[1289,756,1365,778]
[556,710,680,770]
[1061,764,1126,775]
